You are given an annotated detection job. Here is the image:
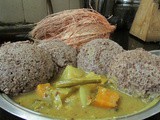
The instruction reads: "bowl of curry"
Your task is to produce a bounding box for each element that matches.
[0,50,159,120]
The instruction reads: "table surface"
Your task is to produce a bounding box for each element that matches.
[0,29,160,120]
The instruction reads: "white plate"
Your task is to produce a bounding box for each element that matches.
[0,50,159,120]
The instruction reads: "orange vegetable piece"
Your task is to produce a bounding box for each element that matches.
[36,83,51,98]
[94,87,120,108]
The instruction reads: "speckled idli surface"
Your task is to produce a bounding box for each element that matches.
[108,49,160,101]
[38,39,77,72]
[0,41,55,96]
[77,39,124,74]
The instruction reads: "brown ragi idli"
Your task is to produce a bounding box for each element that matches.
[0,41,55,96]
[77,39,124,75]
[38,39,77,72]
[108,49,160,101]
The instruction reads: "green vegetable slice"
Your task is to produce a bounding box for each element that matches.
[56,78,101,88]
[79,85,90,107]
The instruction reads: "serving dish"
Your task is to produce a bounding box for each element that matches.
[0,50,159,120]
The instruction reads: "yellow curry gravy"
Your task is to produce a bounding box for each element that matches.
[12,66,158,119]
[13,87,147,119]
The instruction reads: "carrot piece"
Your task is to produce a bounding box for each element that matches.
[94,87,120,108]
[36,83,51,98]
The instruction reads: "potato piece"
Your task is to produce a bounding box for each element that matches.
[59,65,85,80]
